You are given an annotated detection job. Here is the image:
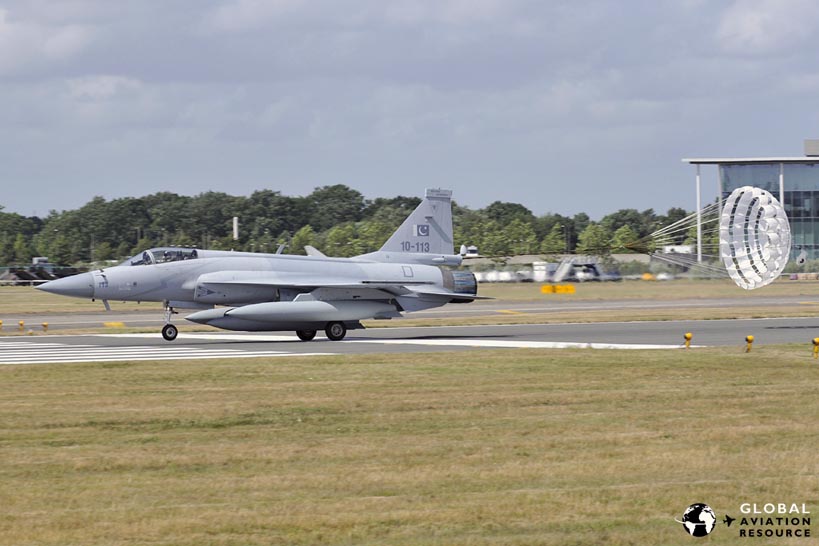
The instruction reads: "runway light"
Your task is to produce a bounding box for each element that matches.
[18,320,24,332]
[745,335,754,353]
[0,319,3,330]
[42,322,48,333]
[812,338,819,359]
[683,332,692,349]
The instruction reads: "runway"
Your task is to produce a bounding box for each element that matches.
[3,294,818,332]
[3,317,819,365]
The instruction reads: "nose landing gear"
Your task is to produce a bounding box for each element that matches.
[162,302,179,341]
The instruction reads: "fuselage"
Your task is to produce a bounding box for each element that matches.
[88,252,448,307]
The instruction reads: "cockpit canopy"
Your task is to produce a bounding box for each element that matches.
[120,247,199,267]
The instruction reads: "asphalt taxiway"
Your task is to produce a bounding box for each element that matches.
[3,317,819,365]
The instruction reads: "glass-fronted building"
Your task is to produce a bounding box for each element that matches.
[685,141,819,260]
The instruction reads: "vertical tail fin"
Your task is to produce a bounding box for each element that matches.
[356,189,461,265]
[380,188,454,254]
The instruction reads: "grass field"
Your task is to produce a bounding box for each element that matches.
[475,278,819,301]
[0,285,163,314]
[2,348,817,545]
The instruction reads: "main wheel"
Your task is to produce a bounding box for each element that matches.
[162,323,178,341]
[324,321,347,341]
[296,329,317,341]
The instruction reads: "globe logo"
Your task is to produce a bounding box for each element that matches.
[679,503,717,537]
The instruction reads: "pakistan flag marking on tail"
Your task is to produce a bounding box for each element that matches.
[413,224,430,237]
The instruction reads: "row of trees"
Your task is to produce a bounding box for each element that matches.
[0,185,692,266]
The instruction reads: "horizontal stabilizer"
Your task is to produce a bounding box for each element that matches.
[407,287,493,300]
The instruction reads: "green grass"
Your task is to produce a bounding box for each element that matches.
[0,285,162,314]
[1,348,818,545]
[474,277,819,301]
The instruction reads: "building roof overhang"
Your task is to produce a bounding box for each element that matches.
[683,157,819,165]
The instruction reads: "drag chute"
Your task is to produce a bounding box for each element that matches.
[719,186,791,290]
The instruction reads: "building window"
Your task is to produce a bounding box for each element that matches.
[720,164,779,194]
[718,163,819,260]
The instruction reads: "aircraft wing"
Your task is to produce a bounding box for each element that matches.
[194,274,490,300]
[198,278,489,296]
[199,278,416,290]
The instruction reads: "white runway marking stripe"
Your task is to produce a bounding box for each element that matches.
[84,333,689,350]
[0,342,92,348]
[0,341,335,365]
[103,333,297,342]
[348,339,688,350]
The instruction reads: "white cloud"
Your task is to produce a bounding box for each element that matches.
[3,0,819,217]
[0,8,41,73]
[717,0,819,54]
[201,0,513,33]
[383,0,508,25]
[780,72,819,94]
[201,0,304,33]
[43,24,92,60]
[0,7,93,74]
[67,75,142,101]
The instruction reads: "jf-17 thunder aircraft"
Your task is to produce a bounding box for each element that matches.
[38,189,483,342]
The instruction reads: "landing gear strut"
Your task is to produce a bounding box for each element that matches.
[162,302,178,341]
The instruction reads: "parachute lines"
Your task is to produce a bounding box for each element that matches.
[619,186,791,287]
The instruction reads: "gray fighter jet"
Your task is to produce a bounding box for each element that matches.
[38,189,482,341]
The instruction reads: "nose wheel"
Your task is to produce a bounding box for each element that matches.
[162,323,179,341]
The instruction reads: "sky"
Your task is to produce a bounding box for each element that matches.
[2,0,819,220]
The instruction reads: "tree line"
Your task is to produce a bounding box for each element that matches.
[0,185,692,266]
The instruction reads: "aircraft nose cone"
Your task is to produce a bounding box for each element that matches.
[37,272,95,298]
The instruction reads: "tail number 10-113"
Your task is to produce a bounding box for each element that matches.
[402,241,430,252]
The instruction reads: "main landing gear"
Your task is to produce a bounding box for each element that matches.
[162,302,179,341]
[295,322,347,341]
[325,321,347,341]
